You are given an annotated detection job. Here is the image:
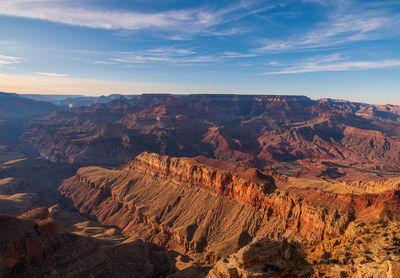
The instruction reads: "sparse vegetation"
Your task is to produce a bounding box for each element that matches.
[379,220,388,228]
[360,256,374,264]
[321,251,331,260]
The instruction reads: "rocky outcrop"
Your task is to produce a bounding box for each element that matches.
[0,207,174,278]
[0,208,106,278]
[207,238,312,278]
[59,152,400,263]
[307,220,400,278]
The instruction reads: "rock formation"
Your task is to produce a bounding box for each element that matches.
[59,152,400,265]
[20,94,400,180]
[0,206,178,277]
[207,238,312,278]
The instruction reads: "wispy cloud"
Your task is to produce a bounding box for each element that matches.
[222,51,256,58]
[103,47,257,65]
[0,0,269,38]
[108,47,216,64]
[0,54,21,65]
[111,54,217,64]
[93,61,116,65]
[35,72,68,77]
[0,0,198,31]
[258,1,399,52]
[264,55,400,74]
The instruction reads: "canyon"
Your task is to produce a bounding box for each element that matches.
[19,94,400,180]
[2,92,400,277]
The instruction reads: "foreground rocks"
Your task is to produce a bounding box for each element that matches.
[0,206,178,277]
[207,238,312,278]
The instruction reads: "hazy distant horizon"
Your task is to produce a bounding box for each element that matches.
[1,90,395,106]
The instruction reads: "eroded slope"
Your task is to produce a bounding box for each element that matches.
[59,152,400,266]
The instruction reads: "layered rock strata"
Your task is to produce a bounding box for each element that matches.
[59,152,400,262]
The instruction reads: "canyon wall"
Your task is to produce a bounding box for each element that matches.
[22,94,400,180]
[59,152,400,262]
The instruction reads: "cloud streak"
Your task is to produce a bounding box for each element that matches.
[0,0,270,37]
[264,55,400,74]
[35,72,68,77]
[258,1,399,52]
[103,47,256,65]
[0,54,21,65]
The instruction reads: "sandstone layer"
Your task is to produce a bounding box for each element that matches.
[59,152,400,265]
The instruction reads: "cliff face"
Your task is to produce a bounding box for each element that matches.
[0,208,106,278]
[59,152,400,262]
[0,206,174,278]
[130,153,276,209]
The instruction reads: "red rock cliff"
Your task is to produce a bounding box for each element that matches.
[130,152,276,209]
[59,152,400,261]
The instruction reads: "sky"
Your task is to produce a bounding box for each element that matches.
[0,0,399,104]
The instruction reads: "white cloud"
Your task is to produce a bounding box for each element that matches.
[258,1,399,52]
[0,54,21,65]
[35,72,68,77]
[264,55,400,74]
[108,47,219,64]
[0,0,191,30]
[0,0,266,37]
[104,47,258,65]
[93,61,116,65]
[222,51,256,58]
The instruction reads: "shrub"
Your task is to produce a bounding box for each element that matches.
[328,259,339,264]
[321,251,332,260]
[379,220,388,228]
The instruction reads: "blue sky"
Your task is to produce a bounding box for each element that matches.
[0,0,399,104]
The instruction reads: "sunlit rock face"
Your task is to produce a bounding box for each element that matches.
[59,152,400,264]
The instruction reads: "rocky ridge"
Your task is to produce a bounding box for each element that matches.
[59,152,400,266]
[21,94,400,180]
